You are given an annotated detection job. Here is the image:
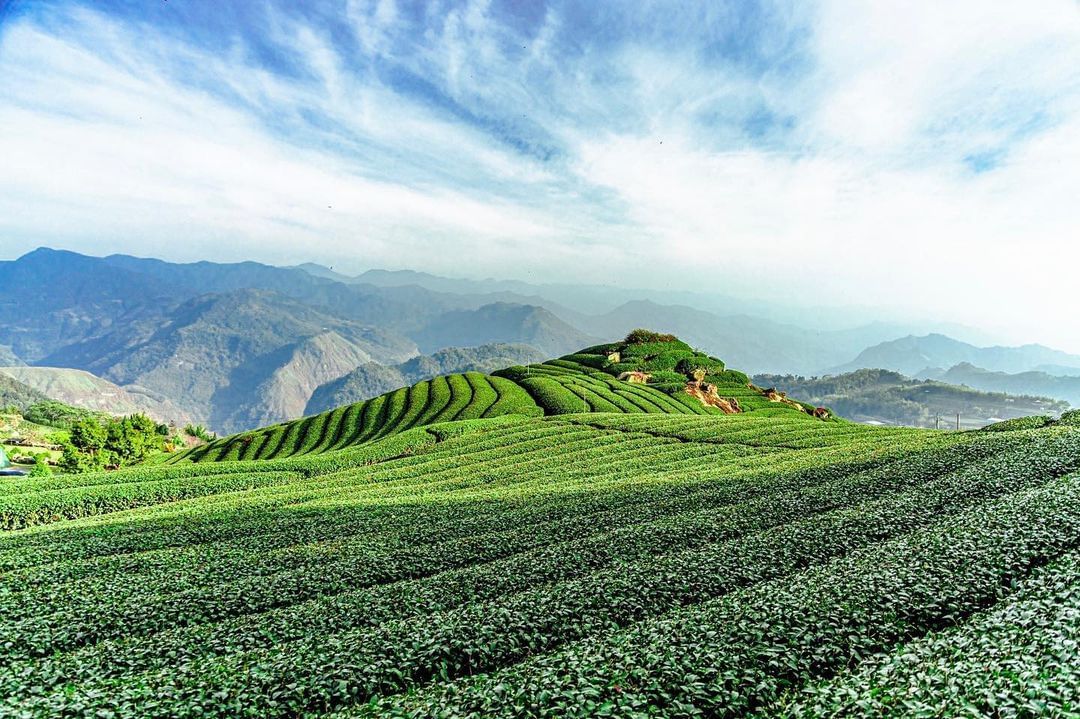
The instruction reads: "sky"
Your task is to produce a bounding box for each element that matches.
[0,0,1078,348]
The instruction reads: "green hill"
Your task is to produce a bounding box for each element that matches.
[2,333,1079,717]
[173,332,827,464]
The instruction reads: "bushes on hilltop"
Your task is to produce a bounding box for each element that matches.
[624,329,679,345]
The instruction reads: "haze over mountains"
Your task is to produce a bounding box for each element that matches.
[5,247,1080,432]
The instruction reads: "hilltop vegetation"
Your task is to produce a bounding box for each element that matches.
[1,359,1078,715]
[757,368,1068,429]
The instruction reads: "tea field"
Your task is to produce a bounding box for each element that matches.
[1,336,1078,717]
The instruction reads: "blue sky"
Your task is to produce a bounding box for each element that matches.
[0,1,1078,347]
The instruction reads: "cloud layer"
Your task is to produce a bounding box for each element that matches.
[1,1,1078,347]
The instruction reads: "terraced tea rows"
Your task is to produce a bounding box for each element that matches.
[177,372,542,463]
[3,411,1079,717]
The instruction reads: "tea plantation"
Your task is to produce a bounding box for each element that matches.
[1,334,1078,717]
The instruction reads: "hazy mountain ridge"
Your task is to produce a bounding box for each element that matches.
[412,303,597,357]
[922,362,1080,407]
[833,334,1080,377]
[6,247,1080,432]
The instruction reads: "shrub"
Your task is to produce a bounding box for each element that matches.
[675,357,725,377]
[184,424,216,442]
[647,370,688,386]
[623,329,679,345]
[1057,409,1080,427]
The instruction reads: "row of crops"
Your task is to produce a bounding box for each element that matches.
[174,372,542,463]
[2,411,1079,716]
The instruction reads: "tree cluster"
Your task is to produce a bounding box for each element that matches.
[60,414,168,472]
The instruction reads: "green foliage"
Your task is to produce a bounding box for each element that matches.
[22,400,100,429]
[518,376,585,414]
[645,370,687,386]
[60,413,165,471]
[177,373,544,462]
[675,356,725,376]
[27,457,51,478]
[1057,409,1080,427]
[183,424,216,442]
[623,328,680,345]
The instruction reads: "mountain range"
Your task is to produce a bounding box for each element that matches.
[833,334,1080,377]
[5,247,1080,432]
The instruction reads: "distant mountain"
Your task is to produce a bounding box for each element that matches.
[923,362,1080,407]
[0,366,192,424]
[8,247,1078,430]
[1,248,605,431]
[0,248,179,362]
[46,288,416,433]
[288,262,356,282]
[833,334,1080,376]
[413,303,598,357]
[306,343,546,414]
[755,368,1067,429]
[228,332,381,429]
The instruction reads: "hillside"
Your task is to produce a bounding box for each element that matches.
[0,367,191,424]
[0,373,48,410]
[834,333,1080,376]
[756,368,1068,429]
[178,333,828,464]
[305,343,546,414]
[2,334,1079,715]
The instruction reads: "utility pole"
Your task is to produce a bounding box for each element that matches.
[956,413,961,431]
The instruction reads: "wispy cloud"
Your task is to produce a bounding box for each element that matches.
[0,0,1078,347]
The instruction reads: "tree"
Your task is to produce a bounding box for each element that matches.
[68,417,107,456]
